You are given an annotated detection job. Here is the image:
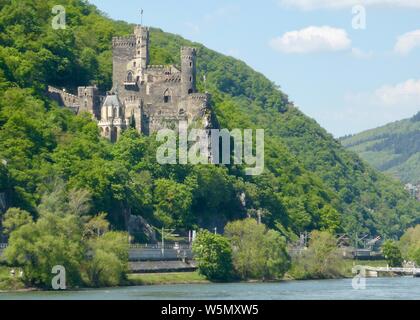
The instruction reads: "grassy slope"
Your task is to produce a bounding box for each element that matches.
[127,272,208,286]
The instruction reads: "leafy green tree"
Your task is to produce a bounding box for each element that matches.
[290,231,344,279]
[153,179,192,227]
[225,219,290,280]
[86,230,129,287]
[84,213,110,238]
[3,187,128,289]
[382,240,403,267]
[4,212,86,288]
[1,207,33,236]
[192,230,233,282]
[398,225,420,265]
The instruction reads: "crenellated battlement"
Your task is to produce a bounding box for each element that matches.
[188,93,209,101]
[112,36,136,48]
[47,86,79,106]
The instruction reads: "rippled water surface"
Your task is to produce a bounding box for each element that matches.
[1,277,420,300]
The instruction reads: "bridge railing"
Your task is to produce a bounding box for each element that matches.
[129,243,192,250]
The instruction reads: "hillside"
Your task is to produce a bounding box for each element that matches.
[341,112,420,184]
[0,0,419,239]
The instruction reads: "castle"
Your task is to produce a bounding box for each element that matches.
[48,25,214,142]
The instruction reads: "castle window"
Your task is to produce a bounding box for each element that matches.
[188,89,193,94]
[126,71,134,83]
[190,62,192,67]
[164,89,172,103]
[133,61,136,67]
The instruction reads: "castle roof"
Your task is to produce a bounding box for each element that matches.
[103,95,122,108]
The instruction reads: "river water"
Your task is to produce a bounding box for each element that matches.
[1,277,420,300]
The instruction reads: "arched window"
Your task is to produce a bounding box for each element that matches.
[127,71,134,83]
[164,89,172,103]
[105,127,110,137]
[188,89,193,94]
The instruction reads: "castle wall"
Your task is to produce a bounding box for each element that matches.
[47,86,80,112]
[112,36,136,96]
[78,86,102,119]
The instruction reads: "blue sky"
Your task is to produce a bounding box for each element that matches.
[89,0,420,137]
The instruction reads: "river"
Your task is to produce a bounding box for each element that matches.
[1,277,419,300]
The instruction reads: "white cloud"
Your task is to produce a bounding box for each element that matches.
[345,79,420,109]
[394,30,420,55]
[324,79,420,136]
[269,26,351,54]
[374,79,420,106]
[278,0,420,10]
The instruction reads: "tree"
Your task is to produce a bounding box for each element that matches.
[224,219,290,280]
[398,225,420,265]
[84,213,110,238]
[290,231,344,279]
[192,230,233,282]
[382,240,403,267]
[4,212,86,288]
[2,208,33,236]
[153,179,192,227]
[3,187,128,289]
[86,230,129,287]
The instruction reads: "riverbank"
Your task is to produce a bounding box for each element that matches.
[0,267,25,291]
[127,260,390,286]
[0,260,390,292]
[127,272,209,286]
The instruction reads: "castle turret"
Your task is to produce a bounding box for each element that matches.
[181,47,197,96]
[98,94,127,142]
[134,25,149,74]
[78,86,101,119]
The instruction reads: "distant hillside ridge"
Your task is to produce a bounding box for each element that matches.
[340,112,420,184]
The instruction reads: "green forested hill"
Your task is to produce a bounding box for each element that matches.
[0,0,419,239]
[341,112,420,184]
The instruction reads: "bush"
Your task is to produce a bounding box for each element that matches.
[85,231,129,287]
[399,225,420,265]
[2,208,33,236]
[289,231,344,280]
[3,189,129,289]
[192,230,233,282]
[225,219,290,280]
[382,240,403,267]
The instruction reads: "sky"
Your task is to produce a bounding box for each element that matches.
[89,0,420,137]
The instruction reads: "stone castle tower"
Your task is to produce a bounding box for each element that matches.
[48,25,213,142]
